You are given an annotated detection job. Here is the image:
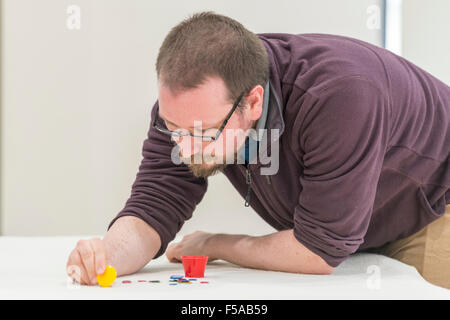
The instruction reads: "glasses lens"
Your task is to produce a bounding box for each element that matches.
[202,136,214,142]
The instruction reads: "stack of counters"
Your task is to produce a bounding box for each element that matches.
[178,279,191,284]
[168,275,209,285]
[170,275,186,285]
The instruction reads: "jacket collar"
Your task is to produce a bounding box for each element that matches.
[233,77,285,171]
[222,36,285,172]
[236,79,271,164]
[250,79,285,171]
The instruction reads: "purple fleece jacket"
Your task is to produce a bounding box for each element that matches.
[109,33,450,268]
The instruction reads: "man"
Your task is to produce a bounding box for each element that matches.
[67,11,450,289]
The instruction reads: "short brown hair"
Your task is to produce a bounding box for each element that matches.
[155,11,269,107]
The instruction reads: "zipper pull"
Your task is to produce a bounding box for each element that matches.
[245,168,252,207]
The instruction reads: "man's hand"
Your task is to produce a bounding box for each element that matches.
[165,231,218,263]
[65,217,163,286]
[66,237,107,286]
[172,230,334,275]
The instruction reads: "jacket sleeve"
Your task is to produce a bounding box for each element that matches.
[108,100,208,259]
[293,77,389,267]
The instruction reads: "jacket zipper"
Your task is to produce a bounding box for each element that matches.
[244,167,252,207]
[244,167,272,207]
[242,166,289,226]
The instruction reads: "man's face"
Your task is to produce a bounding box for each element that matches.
[158,76,264,178]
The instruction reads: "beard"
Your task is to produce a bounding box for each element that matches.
[175,124,252,178]
[179,150,237,178]
[188,162,227,178]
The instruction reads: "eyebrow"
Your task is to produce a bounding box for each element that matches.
[159,112,221,130]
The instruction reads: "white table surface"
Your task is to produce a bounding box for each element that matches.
[0,236,449,299]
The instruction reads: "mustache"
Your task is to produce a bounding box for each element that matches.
[177,149,228,178]
[178,149,220,164]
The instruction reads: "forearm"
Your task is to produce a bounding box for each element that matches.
[206,229,333,275]
[103,216,162,277]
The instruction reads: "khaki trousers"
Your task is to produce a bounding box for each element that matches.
[369,204,450,290]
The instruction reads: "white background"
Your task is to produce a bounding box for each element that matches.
[1,0,448,239]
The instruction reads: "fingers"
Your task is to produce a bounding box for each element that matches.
[66,249,90,285]
[166,243,181,263]
[91,238,106,275]
[66,238,107,286]
[165,244,174,262]
[77,240,97,285]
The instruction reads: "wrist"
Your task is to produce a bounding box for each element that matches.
[204,233,221,260]
[204,233,253,261]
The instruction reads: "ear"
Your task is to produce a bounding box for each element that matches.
[245,85,264,121]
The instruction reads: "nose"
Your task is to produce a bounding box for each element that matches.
[175,135,204,158]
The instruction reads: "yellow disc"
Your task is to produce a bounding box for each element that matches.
[96,265,117,287]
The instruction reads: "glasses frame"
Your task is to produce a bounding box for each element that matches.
[152,91,246,142]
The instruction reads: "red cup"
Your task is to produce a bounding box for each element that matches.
[181,256,208,278]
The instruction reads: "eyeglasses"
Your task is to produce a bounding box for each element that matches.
[152,91,246,142]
